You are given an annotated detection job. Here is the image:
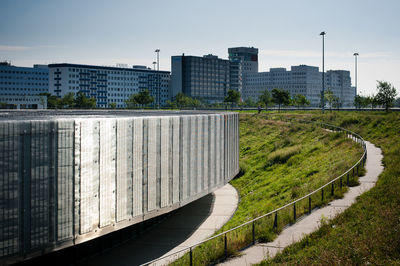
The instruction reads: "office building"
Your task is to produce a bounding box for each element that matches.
[228,47,259,95]
[0,62,48,109]
[243,65,355,107]
[48,63,170,108]
[171,54,230,103]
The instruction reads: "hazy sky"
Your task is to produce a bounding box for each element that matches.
[1,0,399,96]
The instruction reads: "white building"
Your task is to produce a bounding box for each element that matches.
[243,65,355,107]
[0,62,48,109]
[48,63,170,108]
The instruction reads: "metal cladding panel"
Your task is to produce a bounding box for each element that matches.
[203,116,209,190]
[99,119,116,228]
[56,120,74,242]
[116,119,133,222]
[0,122,20,257]
[197,116,203,192]
[181,117,189,200]
[190,116,197,196]
[209,115,215,187]
[160,118,169,208]
[30,121,51,249]
[132,118,143,217]
[172,117,180,204]
[147,118,157,212]
[79,120,100,234]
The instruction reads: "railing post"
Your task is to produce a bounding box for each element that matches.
[224,233,227,258]
[293,203,296,222]
[340,176,342,189]
[357,164,359,176]
[321,187,324,202]
[273,211,278,230]
[352,168,354,177]
[189,247,193,266]
[252,221,255,245]
[347,172,350,185]
[331,182,334,196]
[308,196,311,214]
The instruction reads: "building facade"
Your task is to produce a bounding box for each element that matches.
[228,47,258,96]
[171,54,230,103]
[48,63,170,108]
[0,62,48,109]
[243,65,355,107]
[0,110,239,264]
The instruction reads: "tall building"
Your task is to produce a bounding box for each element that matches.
[228,47,259,95]
[0,62,48,109]
[242,65,355,107]
[171,54,230,103]
[48,63,170,108]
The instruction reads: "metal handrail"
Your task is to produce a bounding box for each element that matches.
[141,119,367,266]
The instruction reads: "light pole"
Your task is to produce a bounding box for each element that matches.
[152,61,156,71]
[353,52,359,96]
[320,31,326,113]
[155,49,160,109]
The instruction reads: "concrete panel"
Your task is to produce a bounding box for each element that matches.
[99,119,116,227]
[203,116,209,190]
[181,117,189,200]
[160,118,169,208]
[79,120,100,234]
[172,117,180,204]
[209,116,215,187]
[190,116,197,196]
[147,118,157,212]
[132,118,143,217]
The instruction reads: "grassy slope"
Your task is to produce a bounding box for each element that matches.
[171,113,363,265]
[259,111,400,265]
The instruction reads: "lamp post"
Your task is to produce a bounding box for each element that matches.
[155,49,160,109]
[152,61,156,71]
[353,52,359,96]
[320,31,326,113]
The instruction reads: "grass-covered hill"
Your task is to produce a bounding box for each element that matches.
[172,113,364,265]
[259,111,400,265]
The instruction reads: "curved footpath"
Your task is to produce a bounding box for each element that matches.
[219,141,383,266]
[84,184,238,266]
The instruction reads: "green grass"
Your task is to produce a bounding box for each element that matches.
[258,111,400,265]
[170,113,364,265]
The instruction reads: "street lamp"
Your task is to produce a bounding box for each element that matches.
[320,31,326,113]
[155,49,160,109]
[353,52,359,96]
[152,61,156,70]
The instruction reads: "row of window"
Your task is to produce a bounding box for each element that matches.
[0,82,48,86]
[0,70,47,75]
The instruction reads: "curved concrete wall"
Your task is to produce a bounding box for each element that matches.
[0,111,239,263]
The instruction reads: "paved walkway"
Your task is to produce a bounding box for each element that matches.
[86,184,238,266]
[219,141,383,265]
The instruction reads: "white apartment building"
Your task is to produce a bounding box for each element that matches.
[48,63,170,108]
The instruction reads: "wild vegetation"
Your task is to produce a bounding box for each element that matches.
[171,113,363,265]
[258,111,400,265]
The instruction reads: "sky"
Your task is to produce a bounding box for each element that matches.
[1,0,399,96]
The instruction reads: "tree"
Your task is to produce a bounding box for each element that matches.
[324,89,335,111]
[244,97,257,107]
[126,89,154,108]
[271,88,290,112]
[39,92,61,109]
[75,91,96,108]
[224,89,241,108]
[258,89,273,110]
[61,92,75,108]
[375,80,397,112]
[109,102,117,109]
[293,94,310,109]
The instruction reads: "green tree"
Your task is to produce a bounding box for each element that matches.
[109,102,117,109]
[243,97,257,107]
[39,92,61,109]
[272,88,290,112]
[324,89,335,111]
[293,94,310,109]
[354,95,363,109]
[375,80,397,112]
[224,89,241,108]
[75,91,96,108]
[258,89,273,110]
[61,92,75,108]
[134,89,154,108]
